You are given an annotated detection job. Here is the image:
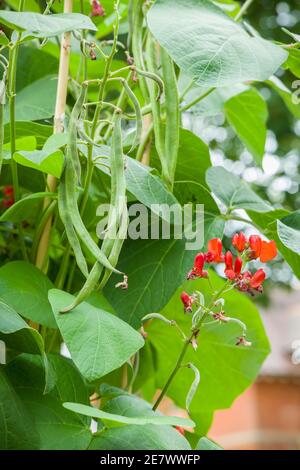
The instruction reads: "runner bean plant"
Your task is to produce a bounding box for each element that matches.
[0,0,299,450]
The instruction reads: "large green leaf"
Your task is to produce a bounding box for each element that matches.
[14,149,64,178]
[0,299,44,355]
[206,166,272,212]
[224,89,268,164]
[88,390,191,450]
[64,402,194,428]
[175,129,210,185]
[89,424,191,450]
[0,11,97,37]
[4,121,52,148]
[143,272,270,431]
[0,368,39,450]
[104,238,197,328]
[0,192,57,223]
[5,354,92,450]
[5,76,57,122]
[6,353,90,427]
[0,261,56,328]
[0,301,55,394]
[16,45,59,91]
[277,212,300,256]
[48,289,144,381]
[147,0,287,87]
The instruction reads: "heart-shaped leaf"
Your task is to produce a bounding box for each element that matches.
[48,289,144,381]
[147,0,287,87]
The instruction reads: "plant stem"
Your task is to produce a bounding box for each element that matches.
[152,335,192,411]
[35,0,73,270]
[235,0,255,21]
[152,281,230,411]
[181,87,215,112]
[8,45,20,202]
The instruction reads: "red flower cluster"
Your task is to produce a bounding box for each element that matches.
[91,0,105,17]
[232,232,277,263]
[1,186,14,208]
[186,234,277,295]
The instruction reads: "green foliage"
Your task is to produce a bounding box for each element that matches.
[147,0,287,87]
[0,0,297,451]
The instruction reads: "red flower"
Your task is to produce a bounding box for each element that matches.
[232,232,247,252]
[1,186,14,208]
[91,0,105,17]
[180,291,194,313]
[224,251,242,281]
[249,268,266,289]
[187,253,208,279]
[249,235,277,263]
[207,238,224,263]
[260,240,277,263]
[3,186,13,196]
[249,235,262,259]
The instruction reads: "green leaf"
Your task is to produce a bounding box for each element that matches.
[0,300,55,394]
[16,45,59,91]
[0,299,44,355]
[64,402,194,428]
[48,289,144,382]
[88,390,191,450]
[0,261,56,328]
[0,12,97,38]
[175,129,211,185]
[224,89,268,163]
[0,192,57,223]
[179,73,247,116]
[14,149,64,178]
[104,238,197,328]
[43,133,68,153]
[196,437,223,450]
[89,424,191,450]
[267,76,300,119]
[277,212,300,256]
[144,271,270,429]
[147,0,287,88]
[0,31,9,46]
[5,76,57,122]
[206,166,272,212]
[0,368,39,449]
[283,48,300,78]
[4,121,52,148]
[5,354,92,449]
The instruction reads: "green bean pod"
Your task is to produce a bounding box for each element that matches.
[58,179,89,278]
[135,68,164,101]
[121,79,142,153]
[145,35,171,186]
[62,86,122,275]
[161,47,179,189]
[60,115,127,312]
[131,0,148,101]
[60,261,102,313]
